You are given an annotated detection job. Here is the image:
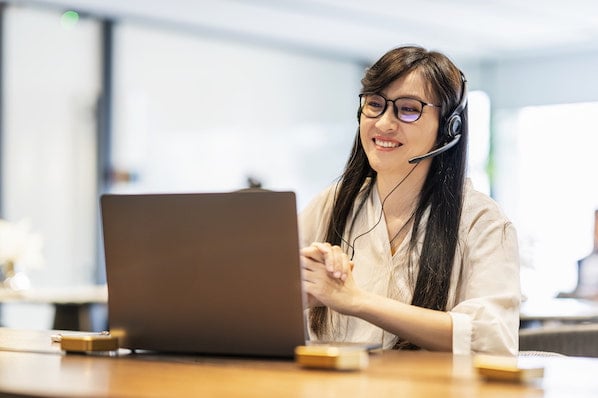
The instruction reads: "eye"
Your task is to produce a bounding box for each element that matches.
[396,99,422,115]
[400,105,419,113]
[365,95,385,109]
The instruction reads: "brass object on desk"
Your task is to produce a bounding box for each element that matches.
[295,345,369,370]
[474,355,544,383]
[59,334,119,352]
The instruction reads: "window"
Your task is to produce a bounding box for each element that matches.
[493,102,598,299]
[2,6,101,288]
[467,90,491,195]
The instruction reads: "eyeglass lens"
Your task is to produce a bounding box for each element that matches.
[361,94,423,123]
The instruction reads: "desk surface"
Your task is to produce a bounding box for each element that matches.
[1,328,598,397]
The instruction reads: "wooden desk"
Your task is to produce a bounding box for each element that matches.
[1,328,598,397]
[0,285,108,331]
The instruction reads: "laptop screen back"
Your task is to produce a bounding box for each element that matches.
[101,190,306,358]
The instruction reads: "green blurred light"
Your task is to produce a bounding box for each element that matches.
[61,10,79,29]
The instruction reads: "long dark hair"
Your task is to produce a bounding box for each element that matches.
[309,46,468,349]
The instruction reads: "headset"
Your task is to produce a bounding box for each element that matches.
[408,72,468,164]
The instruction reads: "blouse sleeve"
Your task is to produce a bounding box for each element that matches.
[298,185,336,249]
[448,192,521,356]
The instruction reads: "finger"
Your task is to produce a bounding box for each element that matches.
[300,256,321,273]
[303,242,333,260]
[328,245,343,278]
[340,261,353,281]
[300,245,325,262]
[300,257,330,284]
[309,243,351,280]
[329,245,353,280]
[311,241,331,252]
[341,251,354,281]
[310,242,335,272]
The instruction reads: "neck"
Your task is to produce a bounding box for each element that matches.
[376,163,428,216]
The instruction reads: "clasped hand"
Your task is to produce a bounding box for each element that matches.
[300,242,360,313]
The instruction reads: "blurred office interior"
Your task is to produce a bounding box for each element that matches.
[1,0,598,329]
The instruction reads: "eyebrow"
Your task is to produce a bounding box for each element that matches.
[378,92,434,104]
[379,90,430,103]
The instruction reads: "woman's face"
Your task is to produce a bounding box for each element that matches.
[359,70,440,177]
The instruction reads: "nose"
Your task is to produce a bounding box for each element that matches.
[374,102,399,132]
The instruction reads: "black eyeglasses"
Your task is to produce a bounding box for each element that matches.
[359,93,439,123]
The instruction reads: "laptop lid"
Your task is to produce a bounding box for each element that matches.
[100,190,307,358]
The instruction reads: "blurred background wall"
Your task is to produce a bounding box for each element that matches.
[1,0,597,328]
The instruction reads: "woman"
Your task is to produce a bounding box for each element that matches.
[300,46,520,356]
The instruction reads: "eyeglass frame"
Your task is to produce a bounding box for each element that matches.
[358,93,440,123]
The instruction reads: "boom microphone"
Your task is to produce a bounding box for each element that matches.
[408,134,461,164]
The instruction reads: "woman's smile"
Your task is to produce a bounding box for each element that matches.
[374,137,402,150]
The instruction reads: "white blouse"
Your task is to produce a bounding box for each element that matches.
[299,179,521,356]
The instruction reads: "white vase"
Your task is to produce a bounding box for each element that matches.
[0,260,30,291]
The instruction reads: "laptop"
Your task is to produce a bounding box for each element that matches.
[100,190,307,358]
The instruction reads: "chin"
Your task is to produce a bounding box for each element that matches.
[369,155,408,172]
[370,163,406,176]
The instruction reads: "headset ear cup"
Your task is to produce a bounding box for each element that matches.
[446,114,462,138]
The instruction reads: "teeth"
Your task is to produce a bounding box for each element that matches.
[375,138,399,148]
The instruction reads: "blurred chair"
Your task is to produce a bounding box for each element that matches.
[518,350,565,358]
[519,324,598,357]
